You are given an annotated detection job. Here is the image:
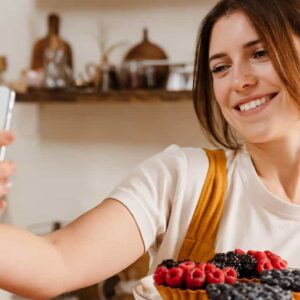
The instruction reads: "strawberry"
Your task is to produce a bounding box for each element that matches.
[206,268,225,284]
[223,267,238,284]
[256,258,273,273]
[178,260,196,274]
[153,266,168,285]
[165,267,185,288]
[185,268,205,289]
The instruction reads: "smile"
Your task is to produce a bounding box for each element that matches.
[236,93,277,112]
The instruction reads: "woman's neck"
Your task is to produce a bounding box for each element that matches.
[246,130,300,203]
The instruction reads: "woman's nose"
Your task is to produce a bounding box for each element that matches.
[232,65,257,92]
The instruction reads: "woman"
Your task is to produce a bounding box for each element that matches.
[0,131,14,214]
[1,0,300,299]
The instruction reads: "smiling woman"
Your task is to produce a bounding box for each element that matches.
[0,0,299,299]
[206,11,299,145]
[194,0,300,149]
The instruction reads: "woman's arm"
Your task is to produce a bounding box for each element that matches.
[0,199,145,299]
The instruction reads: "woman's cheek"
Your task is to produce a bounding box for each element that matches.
[213,79,230,106]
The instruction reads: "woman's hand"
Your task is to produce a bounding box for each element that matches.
[0,131,15,213]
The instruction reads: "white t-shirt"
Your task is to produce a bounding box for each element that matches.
[109,144,300,273]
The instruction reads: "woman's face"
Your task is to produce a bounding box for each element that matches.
[209,11,300,144]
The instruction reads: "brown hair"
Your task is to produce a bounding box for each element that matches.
[193,0,300,149]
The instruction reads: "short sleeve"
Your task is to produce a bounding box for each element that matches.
[108,145,188,251]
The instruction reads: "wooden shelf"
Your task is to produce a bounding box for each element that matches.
[16,89,192,103]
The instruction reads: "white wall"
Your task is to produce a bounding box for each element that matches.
[7,101,212,230]
[0,0,218,227]
[0,2,219,298]
[1,100,213,300]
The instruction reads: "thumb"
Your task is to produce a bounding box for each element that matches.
[0,199,7,214]
[0,131,15,146]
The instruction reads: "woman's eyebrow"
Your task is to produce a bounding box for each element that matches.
[243,39,261,49]
[209,39,262,63]
[209,53,227,63]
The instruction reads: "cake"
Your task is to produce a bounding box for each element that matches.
[153,249,296,300]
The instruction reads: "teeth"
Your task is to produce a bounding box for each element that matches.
[239,96,271,112]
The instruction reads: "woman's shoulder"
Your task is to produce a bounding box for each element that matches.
[139,144,209,174]
[160,144,208,162]
[160,144,205,156]
[161,145,246,169]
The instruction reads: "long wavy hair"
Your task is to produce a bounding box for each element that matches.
[193,0,300,149]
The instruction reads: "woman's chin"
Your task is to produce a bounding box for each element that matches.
[242,132,277,145]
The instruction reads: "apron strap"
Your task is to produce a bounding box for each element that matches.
[178,149,227,262]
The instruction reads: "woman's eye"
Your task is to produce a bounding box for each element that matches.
[211,65,229,74]
[253,49,268,59]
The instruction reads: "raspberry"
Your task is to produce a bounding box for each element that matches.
[205,263,217,273]
[252,251,268,261]
[185,268,205,289]
[153,266,168,285]
[264,250,280,259]
[247,250,256,256]
[223,267,238,284]
[270,257,287,270]
[165,267,185,288]
[234,248,245,255]
[178,260,196,274]
[206,268,225,284]
[256,258,273,273]
[196,262,206,271]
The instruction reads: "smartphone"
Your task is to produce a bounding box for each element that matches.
[0,86,15,161]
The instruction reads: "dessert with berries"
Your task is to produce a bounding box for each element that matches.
[154,259,237,299]
[209,249,288,279]
[153,249,292,300]
[260,269,300,299]
[206,282,292,300]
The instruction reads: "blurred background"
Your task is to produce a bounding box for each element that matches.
[0,0,217,299]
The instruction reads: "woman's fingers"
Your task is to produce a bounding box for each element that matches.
[0,131,14,213]
[0,179,11,198]
[0,162,16,179]
[0,131,15,146]
[0,163,15,198]
[0,198,7,214]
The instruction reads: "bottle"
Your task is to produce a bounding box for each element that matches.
[31,13,73,72]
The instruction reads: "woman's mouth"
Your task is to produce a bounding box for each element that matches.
[235,93,278,112]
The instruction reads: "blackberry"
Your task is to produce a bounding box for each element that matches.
[260,269,300,292]
[206,282,292,300]
[209,251,257,278]
[158,259,177,269]
[239,254,257,278]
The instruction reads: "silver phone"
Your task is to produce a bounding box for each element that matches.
[0,87,15,161]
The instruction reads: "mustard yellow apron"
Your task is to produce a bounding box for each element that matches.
[178,149,227,263]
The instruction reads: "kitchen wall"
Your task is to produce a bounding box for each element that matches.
[0,0,217,81]
[0,0,218,226]
[0,2,218,298]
